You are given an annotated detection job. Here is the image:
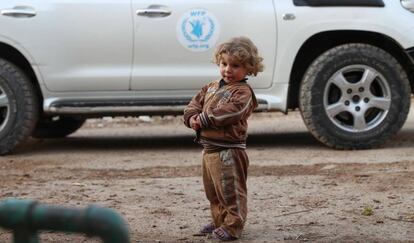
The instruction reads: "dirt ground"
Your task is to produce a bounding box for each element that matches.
[1,103,414,242]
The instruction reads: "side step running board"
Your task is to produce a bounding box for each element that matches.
[45,99,269,116]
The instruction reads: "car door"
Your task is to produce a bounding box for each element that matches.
[130,0,276,91]
[0,0,133,92]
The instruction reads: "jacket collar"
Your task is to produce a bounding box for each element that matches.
[219,78,248,88]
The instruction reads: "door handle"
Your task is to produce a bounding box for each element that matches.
[136,8,171,17]
[1,6,36,18]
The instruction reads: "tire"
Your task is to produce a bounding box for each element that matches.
[0,59,38,155]
[32,116,86,138]
[299,44,411,149]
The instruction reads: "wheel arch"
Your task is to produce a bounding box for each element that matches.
[0,42,43,111]
[288,30,414,109]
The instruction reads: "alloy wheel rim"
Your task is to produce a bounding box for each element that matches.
[323,65,391,133]
[0,84,10,132]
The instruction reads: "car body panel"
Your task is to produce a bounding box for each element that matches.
[130,0,277,91]
[0,0,133,92]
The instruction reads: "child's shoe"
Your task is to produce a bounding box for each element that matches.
[193,222,216,236]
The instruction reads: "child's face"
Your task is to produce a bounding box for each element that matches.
[219,53,248,83]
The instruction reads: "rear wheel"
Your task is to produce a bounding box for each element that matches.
[299,44,410,149]
[32,116,86,139]
[0,59,38,154]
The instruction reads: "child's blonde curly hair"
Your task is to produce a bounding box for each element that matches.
[213,36,264,76]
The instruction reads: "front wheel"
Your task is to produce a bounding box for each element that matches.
[299,44,411,149]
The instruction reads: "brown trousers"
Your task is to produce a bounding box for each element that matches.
[202,148,249,238]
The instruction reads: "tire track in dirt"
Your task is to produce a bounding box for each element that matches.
[1,161,413,181]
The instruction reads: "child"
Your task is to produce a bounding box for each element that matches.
[183,36,264,241]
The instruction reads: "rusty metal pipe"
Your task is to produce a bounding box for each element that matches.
[0,198,130,243]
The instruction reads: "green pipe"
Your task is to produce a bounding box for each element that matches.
[0,198,130,243]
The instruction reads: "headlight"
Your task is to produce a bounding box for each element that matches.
[401,0,414,13]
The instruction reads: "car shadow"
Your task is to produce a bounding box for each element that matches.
[16,131,319,153]
[15,127,414,155]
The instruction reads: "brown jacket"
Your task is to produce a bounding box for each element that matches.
[184,79,258,149]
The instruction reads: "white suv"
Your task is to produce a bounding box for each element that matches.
[0,0,414,154]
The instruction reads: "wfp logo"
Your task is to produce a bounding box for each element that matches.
[182,11,214,42]
[177,9,220,52]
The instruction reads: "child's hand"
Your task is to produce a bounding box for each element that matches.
[190,115,201,130]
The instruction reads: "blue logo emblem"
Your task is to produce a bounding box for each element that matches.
[190,20,204,39]
[178,9,219,51]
